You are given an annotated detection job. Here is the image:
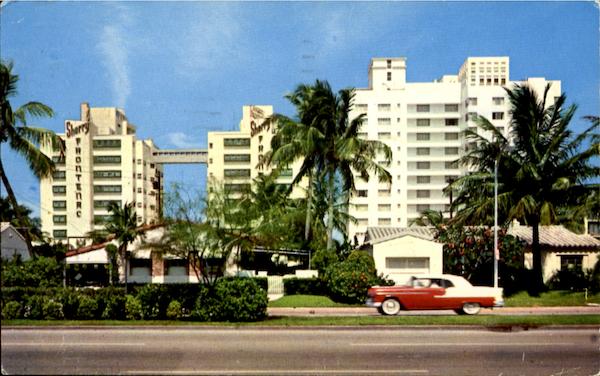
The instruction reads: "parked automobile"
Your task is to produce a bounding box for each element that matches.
[366,274,504,315]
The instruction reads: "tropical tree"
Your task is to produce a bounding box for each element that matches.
[450,84,599,293]
[104,202,144,289]
[0,61,64,252]
[266,80,392,251]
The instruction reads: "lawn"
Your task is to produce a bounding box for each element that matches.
[268,291,600,308]
[3,315,599,327]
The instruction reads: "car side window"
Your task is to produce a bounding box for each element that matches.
[442,279,454,288]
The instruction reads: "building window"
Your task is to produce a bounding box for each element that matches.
[224,169,251,179]
[445,175,459,183]
[53,200,67,210]
[357,218,369,226]
[93,139,121,149]
[445,118,458,126]
[94,185,122,194]
[224,138,251,147]
[356,190,368,197]
[377,118,391,126]
[560,255,583,272]
[445,133,459,140]
[466,112,478,121]
[94,200,121,209]
[209,143,213,149]
[137,159,142,165]
[467,98,478,106]
[378,204,391,212]
[53,230,67,239]
[52,170,66,180]
[94,155,122,164]
[493,97,505,105]
[387,72,392,81]
[416,133,430,141]
[445,147,459,155]
[93,215,113,224]
[387,59,391,68]
[417,176,431,184]
[94,170,122,179]
[224,154,251,163]
[492,112,504,120]
[416,119,430,127]
[378,218,391,226]
[445,104,459,112]
[53,215,67,224]
[165,259,189,276]
[416,147,430,156]
[378,189,391,197]
[52,186,66,195]
[385,257,429,271]
[416,162,430,170]
[355,104,368,112]
[416,104,430,113]
[224,183,251,193]
[52,156,65,165]
[417,190,430,198]
[378,132,391,139]
[378,104,391,112]
[355,204,368,212]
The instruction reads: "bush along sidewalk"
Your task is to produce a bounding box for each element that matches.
[1,278,268,322]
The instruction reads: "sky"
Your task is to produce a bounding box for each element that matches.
[1,0,598,218]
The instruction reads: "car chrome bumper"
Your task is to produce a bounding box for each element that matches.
[366,298,382,308]
[494,300,505,308]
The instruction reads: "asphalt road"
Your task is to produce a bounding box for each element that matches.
[2,327,599,375]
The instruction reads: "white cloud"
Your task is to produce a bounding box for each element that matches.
[97,5,132,108]
[166,132,203,149]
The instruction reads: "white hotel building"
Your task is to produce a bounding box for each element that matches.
[347,56,560,243]
[40,103,163,247]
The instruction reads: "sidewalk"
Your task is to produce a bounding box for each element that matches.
[267,305,600,317]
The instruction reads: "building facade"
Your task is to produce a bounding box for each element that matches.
[207,105,304,197]
[347,57,561,243]
[40,103,164,248]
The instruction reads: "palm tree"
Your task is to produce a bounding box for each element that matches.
[1,61,64,252]
[317,83,393,250]
[451,84,598,293]
[105,202,144,290]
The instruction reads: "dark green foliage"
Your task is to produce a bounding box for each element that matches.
[1,256,63,287]
[284,277,326,295]
[76,295,98,320]
[2,301,22,319]
[42,299,64,319]
[166,300,183,320]
[125,295,143,320]
[547,266,600,293]
[193,278,268,322]
[310,248,339,272]
[135,284,171,320]
[23,295,47,319]
[322,251,383,304]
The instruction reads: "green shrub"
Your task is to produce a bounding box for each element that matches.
[125,295,143,320]
[1,257,63,287]
[2,301,22,319]
[192,278,268,322]
[42,299,64,319]
[136,284,170,319]
[284,278,326,295]
[166,300,183,320]
[310,248,339,272]
[323,251,382,304]
[57,289,81,319]
[24,295,47,319]
[95,287,126,320]
[76,295,98,320]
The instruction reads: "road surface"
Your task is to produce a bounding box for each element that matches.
[2,327,599,375]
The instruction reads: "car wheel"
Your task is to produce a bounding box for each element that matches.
[462,302,481,315]
[381,298,401,315]
[454,309,465,315]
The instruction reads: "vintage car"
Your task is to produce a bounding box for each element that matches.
[366,274,504,315]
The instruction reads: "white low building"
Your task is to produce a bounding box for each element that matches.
[361,226,443,285]
[508,223,600,282]
[1,222,31,261]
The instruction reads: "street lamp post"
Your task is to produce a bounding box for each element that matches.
[493,158,499,289]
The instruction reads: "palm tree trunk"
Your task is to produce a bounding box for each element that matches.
[304,171,313,242]
[326,169,335,251]
[531,220,544,295]
[0,157,34,255]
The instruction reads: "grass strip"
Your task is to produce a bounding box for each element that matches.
[3,315,599,327]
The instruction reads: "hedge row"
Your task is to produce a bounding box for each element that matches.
[1,278,268,322]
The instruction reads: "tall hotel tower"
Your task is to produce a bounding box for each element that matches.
[40,103,163,247]
[347,57,561,243]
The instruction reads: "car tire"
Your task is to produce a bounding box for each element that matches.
[381,298,401,315]
[461,302,481,315]
[454,309,465,315]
